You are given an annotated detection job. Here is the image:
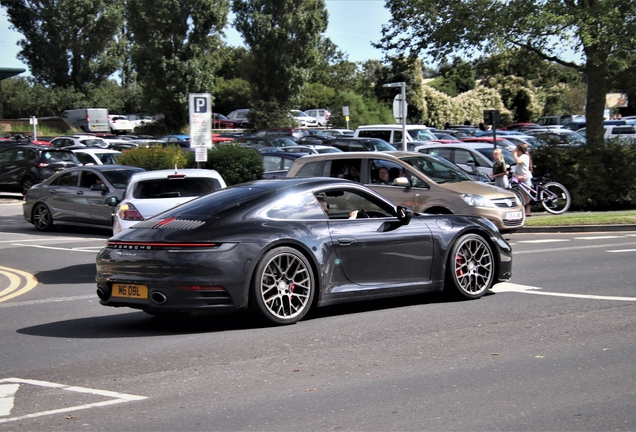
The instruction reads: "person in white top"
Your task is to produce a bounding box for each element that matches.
[513,143,533,216]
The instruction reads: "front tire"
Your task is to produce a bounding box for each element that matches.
[446,234,494,299]
[32,203,53,231]
[252,247,315,325]
[540,182,571,214]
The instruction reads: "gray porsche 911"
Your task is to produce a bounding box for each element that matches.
[96,178,512,325]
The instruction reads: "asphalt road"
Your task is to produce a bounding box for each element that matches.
[1,198,635,431]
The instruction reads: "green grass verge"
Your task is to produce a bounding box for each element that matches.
[524,210,636,226]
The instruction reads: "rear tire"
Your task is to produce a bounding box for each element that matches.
[446,234,494,299]
[251,247,315,325]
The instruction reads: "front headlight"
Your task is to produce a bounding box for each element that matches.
[461,194,495,208]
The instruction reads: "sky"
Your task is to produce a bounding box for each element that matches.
[0,0,392,74]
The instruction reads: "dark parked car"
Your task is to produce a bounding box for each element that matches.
[23,165,146,231]
[0,143,82,194]
[95,178,512,324]
[329,137,397,152]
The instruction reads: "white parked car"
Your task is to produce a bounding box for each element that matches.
[304,108,331,126]
[125,113,156,130]
[112,169,227,234]
[108,115,135,134]
[289,110,318,127]
[71,148,122,165]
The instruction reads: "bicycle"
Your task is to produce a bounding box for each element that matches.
[509,175,571,215]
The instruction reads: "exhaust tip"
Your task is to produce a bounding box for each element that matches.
[96,288,106,300]
[150,291,167,305]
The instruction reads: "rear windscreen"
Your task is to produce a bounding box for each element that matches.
[133,178,222,199]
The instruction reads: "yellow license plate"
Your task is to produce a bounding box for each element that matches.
[112,284,148,299]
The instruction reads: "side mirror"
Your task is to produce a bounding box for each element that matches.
[90,183,108,191]
[104,196,119,207]
[397,205,413,225]
[393,177,409,187]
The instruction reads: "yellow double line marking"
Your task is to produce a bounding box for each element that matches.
[0,266,38,303]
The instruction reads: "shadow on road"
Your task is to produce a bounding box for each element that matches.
[34,263,97,285]
[16,291,466,339]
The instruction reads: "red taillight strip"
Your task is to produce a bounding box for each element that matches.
[108,241,217,248]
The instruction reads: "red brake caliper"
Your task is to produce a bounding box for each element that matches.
[456,255,465,277]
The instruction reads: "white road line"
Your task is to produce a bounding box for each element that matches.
[492,282,636,301]
[514,241,636,255]
[517,239,570,243]
[607,249,636,253]
[574,235,624,240]
[0,237,105,243]
[0,294,95,308]
[11,244,100,253]
[0,378,147,424]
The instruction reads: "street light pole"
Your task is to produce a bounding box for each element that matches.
[383,82,407,151]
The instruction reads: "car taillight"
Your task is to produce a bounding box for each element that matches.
[118,203,144,221]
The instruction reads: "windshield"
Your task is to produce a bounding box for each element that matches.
[400,155,473,183]
[102,168,145,189]
[408,129,436,141]
[474,147,516,166]
[364,139,397,151]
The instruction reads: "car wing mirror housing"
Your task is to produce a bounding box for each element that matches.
[104,196,119,207]
[397,205,413,225]
[393,177,409,187]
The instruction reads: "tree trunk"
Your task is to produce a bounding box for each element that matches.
[584,56,608,147]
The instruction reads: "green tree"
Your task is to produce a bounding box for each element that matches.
[427,57,476,97]
[232,0,328,129]
[377,0,636,145]
[127,0,230,131]
[1,0,124,92]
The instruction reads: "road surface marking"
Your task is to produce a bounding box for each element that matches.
[0,378,147,424]
[607,249,636,253]
[492,282,636,301]
[11,244,101,253]
[0,384,19,416]
[514,240,636,255]
[574,235,624,240]
[516,239,569,243]
[0,295,95,308]
[0,267,38,303]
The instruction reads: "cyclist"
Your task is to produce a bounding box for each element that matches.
[513,143,533,216]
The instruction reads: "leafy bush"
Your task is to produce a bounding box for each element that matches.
[187,145,264,186]
[531,139,636,210]
[116,146,190,171]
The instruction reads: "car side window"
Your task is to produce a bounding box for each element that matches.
[454,149,475,165]
[294,161,329,178]
[314,189,394,220]
[55,171,80,187]
[80,172,102,188]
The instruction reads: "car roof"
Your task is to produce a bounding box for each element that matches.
[127,168,222,182]
[71,148,121,154]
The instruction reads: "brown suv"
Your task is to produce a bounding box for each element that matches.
[285,151,525,231]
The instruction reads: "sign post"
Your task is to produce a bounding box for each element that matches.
[384,82,407,151]
[189,93,212,167]
[342,106,350,130]
[29,116,38,140]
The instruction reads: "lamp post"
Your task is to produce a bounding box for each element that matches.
[383,82,407,151]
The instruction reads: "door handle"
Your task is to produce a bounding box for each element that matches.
[337,238,356,245]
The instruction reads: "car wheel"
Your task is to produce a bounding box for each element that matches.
[251,247,315,325]
[446,234,494,299]
[21,177,34,194]
[32,203,53,231]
